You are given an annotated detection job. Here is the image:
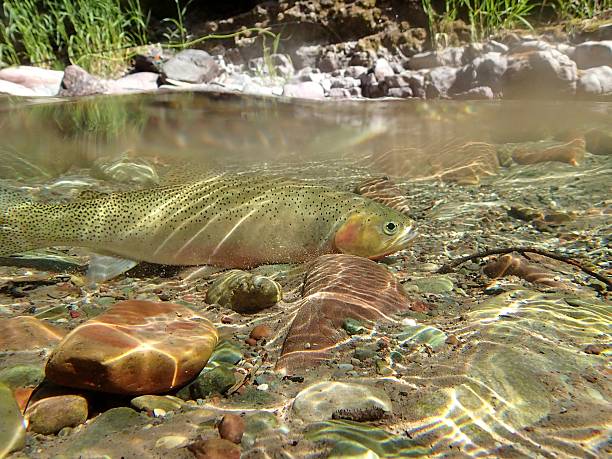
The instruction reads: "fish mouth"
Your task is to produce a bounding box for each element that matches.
[370,225,418,260]
[393,225,418,248]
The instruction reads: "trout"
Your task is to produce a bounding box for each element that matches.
[0,175,416,275]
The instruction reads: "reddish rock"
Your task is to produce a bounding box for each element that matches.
[249,325,272,341]
[188,438,241,459]
[218,413,245,444]
[45,300,218,395]
[0,316,66,352]
[13,387,35,413]
[245,338,258,346]
[276,254,411,372]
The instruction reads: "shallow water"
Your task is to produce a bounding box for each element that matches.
[0,92,610,458]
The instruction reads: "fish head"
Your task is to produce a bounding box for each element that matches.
[333,203,417,259]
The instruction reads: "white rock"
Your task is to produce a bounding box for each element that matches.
[112,72,159,92]
[282,81,324,99]
[572,41,612,69]
[292,381,392,422]
[0,80,38,97]
[0,66,63,95]
[373,58,394,80]
[577,66,612,97]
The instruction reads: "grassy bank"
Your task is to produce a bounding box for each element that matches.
[0,1,609,77]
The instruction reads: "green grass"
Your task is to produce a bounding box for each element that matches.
[0,0,148,76]
[422,0,609,45]
[546,0,608,21]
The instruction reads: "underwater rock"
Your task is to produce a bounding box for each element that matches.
[396,324,448,349]
[176,365,236,400]
[276,254,410,372]
[509,138,585,165]
[292,381,392,422]
[354,176,411,215]
[57,407,148,456]
[249,324,272,341]
[0,365,45,392]
[585,128,612,155]
[130,395,184,413]
[162,49,221,84]
[45,300,218,395]
[483,253,567,289]
[305,420,429,458]
[188,437,241,459]
[25,394,88,435]
[0,316,66,352]
[218,413,245,444]
[0,383,26,456]
[206,270,282,313]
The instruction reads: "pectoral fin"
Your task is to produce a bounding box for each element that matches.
[87,254,139,283]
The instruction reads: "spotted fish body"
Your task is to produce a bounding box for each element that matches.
[0,175,416,268]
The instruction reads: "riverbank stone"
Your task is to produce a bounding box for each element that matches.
[25,394,88,435]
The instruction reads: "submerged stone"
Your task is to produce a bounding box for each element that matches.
[306,420,430,457]
[25,394,88,435]
[206,269,282,313]
[0,365,45,391]
[0,384,25,454]
[130,395,184,413]
[292,381,392,423]
[45,300,218,395]
[0,316,66,352]
[277,254,410,372]
[176,365,236,400]
[397,325,447,349]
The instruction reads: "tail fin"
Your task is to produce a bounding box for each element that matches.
[0,187,37,256]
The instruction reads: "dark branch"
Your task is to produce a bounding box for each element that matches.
[437,247,611,289]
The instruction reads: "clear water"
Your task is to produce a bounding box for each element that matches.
[0,92,610,458]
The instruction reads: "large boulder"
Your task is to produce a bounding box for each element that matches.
[502,49,577,98]
[162,49,222,83]
[45,300,218,395]
[571,41,612,69]
[577,66,612,98]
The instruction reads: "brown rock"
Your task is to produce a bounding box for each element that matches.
[249,325,272,341]
[218,413,245,444]
[583,344,604,355]
[25,395,88,435]
[276,254,411,372]
[0,316,66,352]
[245,338,258,346]
[45,300,218,395]
[510,138,585,166]
[188,438,240,459]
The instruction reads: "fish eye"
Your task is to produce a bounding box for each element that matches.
[383,221,398,235]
